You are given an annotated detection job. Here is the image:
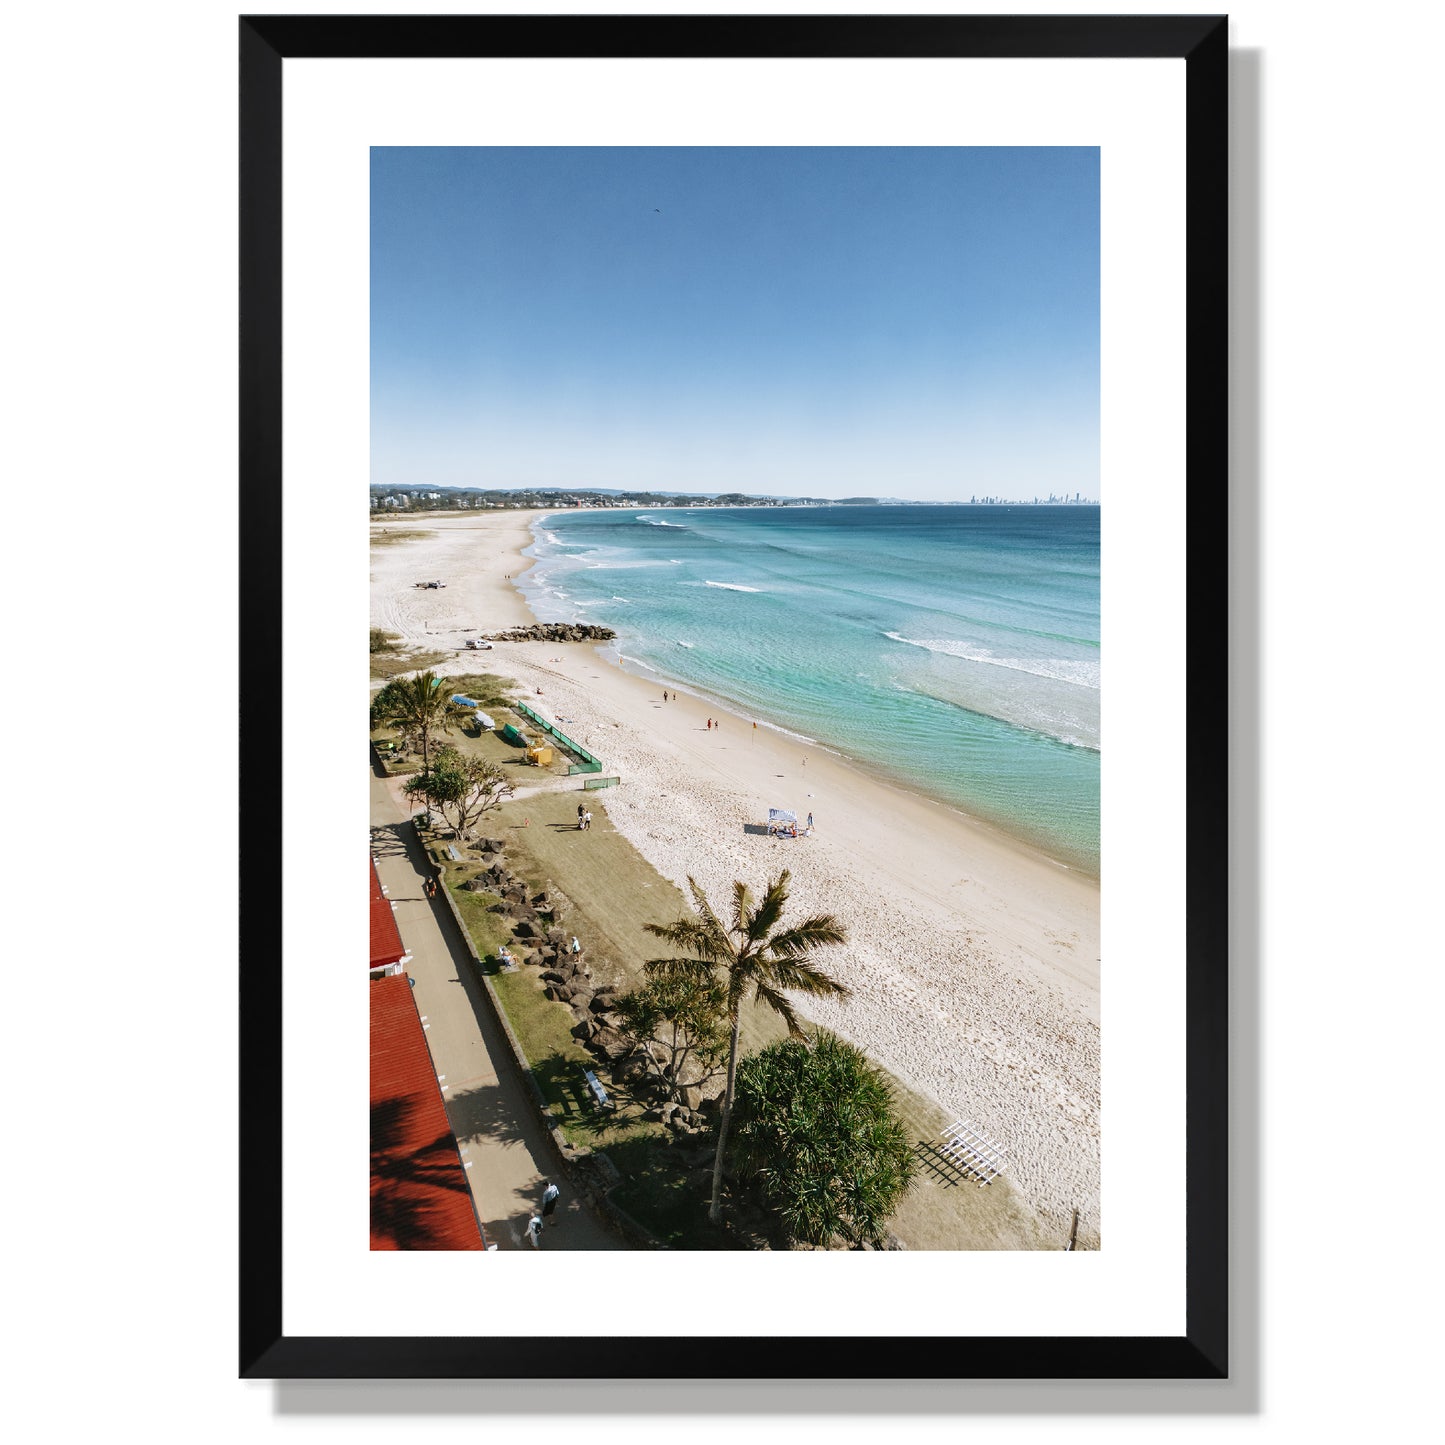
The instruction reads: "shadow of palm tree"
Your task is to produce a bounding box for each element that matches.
[443,1081,527,1147]
[370,1094,474,1250]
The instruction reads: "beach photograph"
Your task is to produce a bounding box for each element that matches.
[367,146,1100,1254]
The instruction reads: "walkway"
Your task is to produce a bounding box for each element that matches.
[370,767,624,1251]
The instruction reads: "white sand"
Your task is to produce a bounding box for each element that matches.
[372,512,1101,1244]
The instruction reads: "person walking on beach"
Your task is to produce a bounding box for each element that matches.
[527,1214,543,1248]
[583,810,593,831]
[541,1180,561,1224]
[578,803,585,828]
[807,812,814,830]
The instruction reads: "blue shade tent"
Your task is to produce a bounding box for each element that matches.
[767,807,799,837]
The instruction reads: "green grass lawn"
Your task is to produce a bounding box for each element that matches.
[429,780,1057,1250]
[370,649,451,680]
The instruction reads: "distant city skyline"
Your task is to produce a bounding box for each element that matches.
[371,147,1099,502]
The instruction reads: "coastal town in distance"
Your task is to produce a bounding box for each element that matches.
[370,485,1099,513]
[369,146,1100,1257]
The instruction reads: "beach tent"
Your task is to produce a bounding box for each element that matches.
[450,694,480,708]
[500,723,528,747]
[473,710,495,731]
[767,808,798,837]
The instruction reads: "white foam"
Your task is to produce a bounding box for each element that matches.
[704,580,762,594]
[675,640,695,649]
[586,560,680,570]
[883,632,1100,689]
[618,654,658,673]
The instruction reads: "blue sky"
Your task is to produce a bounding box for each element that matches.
[371,147,1098,501]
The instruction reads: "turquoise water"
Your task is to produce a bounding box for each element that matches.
[521,506,1099,875]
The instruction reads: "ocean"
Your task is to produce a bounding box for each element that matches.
[520,505,1100,875]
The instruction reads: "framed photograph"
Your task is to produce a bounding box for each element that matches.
[241,13,1227,1379]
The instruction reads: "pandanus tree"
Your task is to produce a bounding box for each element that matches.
[372,671,467,823]
[643,869,849,1227]
[731,1029,915,1248]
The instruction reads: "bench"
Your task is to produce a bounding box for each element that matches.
[446,844,462,862]
[582,1068,613,1111]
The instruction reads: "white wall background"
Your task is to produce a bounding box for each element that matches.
[3,1,1440,1441]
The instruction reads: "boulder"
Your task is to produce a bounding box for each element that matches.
[530,891,549,908]
[539,970,568,986]
[614,1052,652,1082]
[545,927,567,948]
[512,920,540,941]
[588,994,614,1014]
[571,1016,600,1042]
[679,1085,703,1110]
[586,1027,630,1061]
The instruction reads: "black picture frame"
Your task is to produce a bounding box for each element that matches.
[240,12,1228,1381]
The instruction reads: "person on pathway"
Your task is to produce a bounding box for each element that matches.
[424,875,437,899]
[578,803,585,829]
[527,1214,543,1248]
[541,1180,561,1224]
[584,810,593,831]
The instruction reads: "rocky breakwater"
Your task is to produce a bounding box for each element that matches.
[484,623,617,643]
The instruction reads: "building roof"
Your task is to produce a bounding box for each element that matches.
[369,857,407,970]
[369,973,486,1251]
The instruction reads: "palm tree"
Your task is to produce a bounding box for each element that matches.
[373,671,465,824]
[643,869,850,1227]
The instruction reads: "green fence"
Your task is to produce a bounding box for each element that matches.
[513,700,603,773]
[582,775,620,791]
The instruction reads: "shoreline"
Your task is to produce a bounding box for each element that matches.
[370,511,1102,1243]
[524,507,1099,881]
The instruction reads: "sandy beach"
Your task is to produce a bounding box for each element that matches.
[371,511,1102,1244]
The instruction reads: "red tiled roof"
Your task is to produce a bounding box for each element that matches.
[369,858,407,969]
[369,974,486,1251]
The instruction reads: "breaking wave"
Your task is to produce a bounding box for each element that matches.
[883,632,1099,689]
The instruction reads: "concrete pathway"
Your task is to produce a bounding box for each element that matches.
[371,767,624,1251]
